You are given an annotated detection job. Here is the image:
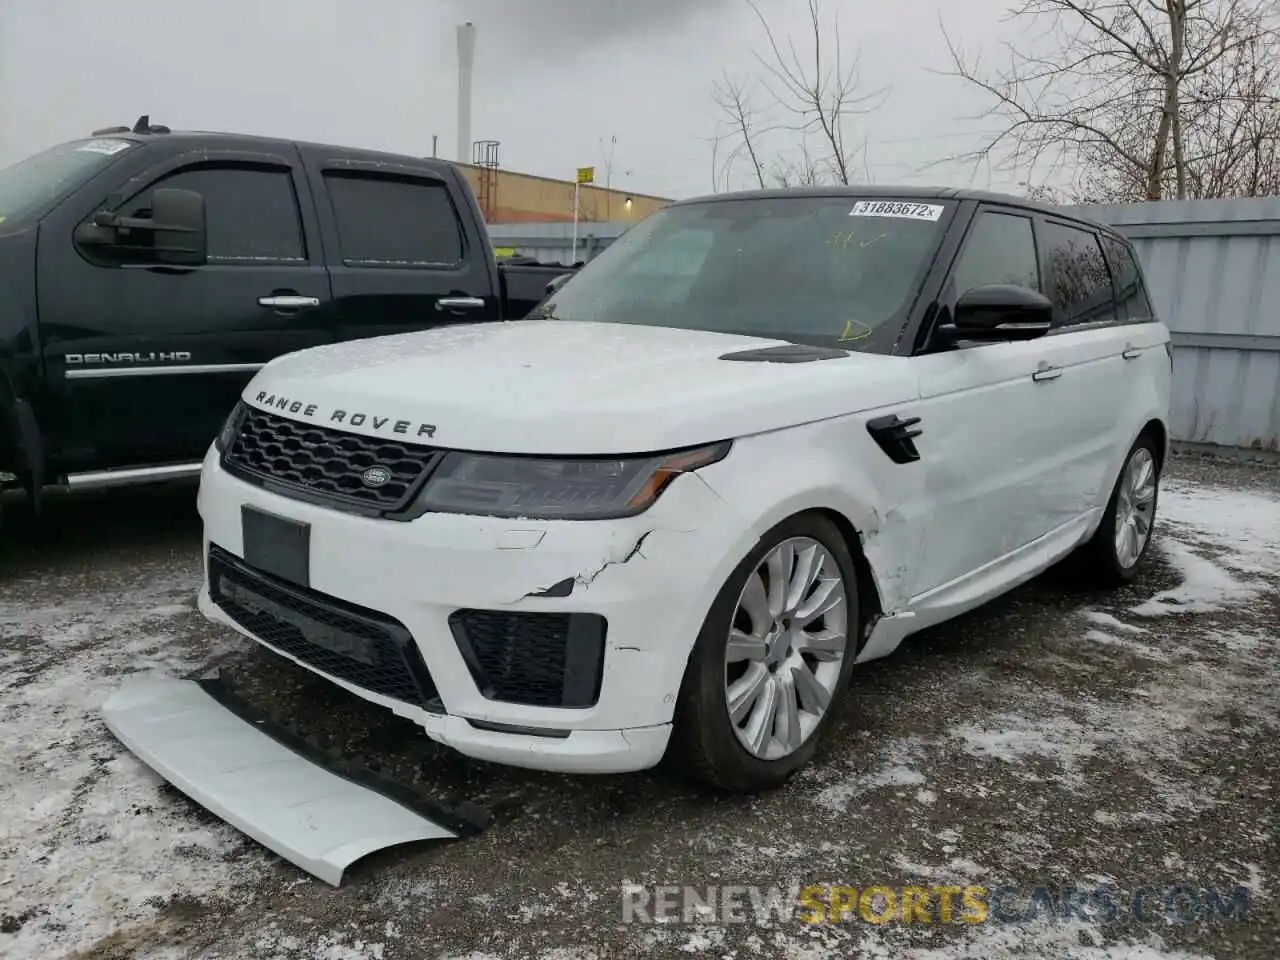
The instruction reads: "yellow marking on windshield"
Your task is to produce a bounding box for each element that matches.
[0,216,6,225]
[827,230,886,250]
[838,320,873,342]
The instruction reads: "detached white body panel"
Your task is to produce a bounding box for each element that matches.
[101,675,457,886]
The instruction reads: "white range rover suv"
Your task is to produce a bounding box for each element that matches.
[198,189,1171,794]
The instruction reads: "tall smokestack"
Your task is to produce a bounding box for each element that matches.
[456,22,476,164]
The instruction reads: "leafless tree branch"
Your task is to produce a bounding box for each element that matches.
[943,0,1280,201]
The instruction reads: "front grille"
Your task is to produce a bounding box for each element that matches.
[209,545,438,708]
[222,406,441,513]
[449,609,607,708]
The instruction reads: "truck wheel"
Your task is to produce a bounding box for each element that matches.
[673,514,859,793]
[1074,434,1162,587]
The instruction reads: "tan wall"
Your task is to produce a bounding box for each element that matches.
[455,163,670,223]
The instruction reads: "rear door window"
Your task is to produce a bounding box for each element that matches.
[1040,221,1117,327]
[323,173,464,266]
[1101,234,1155,322]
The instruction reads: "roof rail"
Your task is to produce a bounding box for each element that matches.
[91,125,131,136]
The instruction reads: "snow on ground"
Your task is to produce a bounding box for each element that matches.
[0,562,261,959]
[0,467,1277,959]
[1129,481,1280,616]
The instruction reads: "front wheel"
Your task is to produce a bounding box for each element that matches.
[672,514,859,793]
[1074,434,1162,587]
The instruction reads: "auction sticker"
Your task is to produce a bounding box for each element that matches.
[850,200,944,221]
[76,139,132,156]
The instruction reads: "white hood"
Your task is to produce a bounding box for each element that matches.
[243,320,917,454]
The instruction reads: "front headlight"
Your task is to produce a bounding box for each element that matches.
[213,401,247,453]
[417,441,731,520]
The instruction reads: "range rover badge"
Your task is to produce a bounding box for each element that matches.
[361,466,392,488]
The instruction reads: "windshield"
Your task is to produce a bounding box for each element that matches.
[0,138,134,227]
[541,195,953,350]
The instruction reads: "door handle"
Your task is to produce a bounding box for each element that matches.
[1122,345,1141,360]
[258,295,320,309]
[435,296,486,312]
[1032,363,1062,382]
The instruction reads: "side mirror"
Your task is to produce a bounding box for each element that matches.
[944,284,1053,342]
[148,188,207,265]
[80,187,207,266]
[545,272,573,297]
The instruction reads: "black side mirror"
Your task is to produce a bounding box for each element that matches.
[79,187,207,266]
[942,284,1053,343]
[148,188,207,265]
[545,272,573,297]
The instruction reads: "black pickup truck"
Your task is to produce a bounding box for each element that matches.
[0,117,573,513]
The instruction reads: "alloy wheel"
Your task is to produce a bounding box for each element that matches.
[723,537,849,761]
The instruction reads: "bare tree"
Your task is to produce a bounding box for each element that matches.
[712,71,770,189]
[943,0,1280,201]
[770,138,824,187]
[710,0,889,190]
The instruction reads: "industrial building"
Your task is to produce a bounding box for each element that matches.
[454,158,670,223]
[450,22,671,224]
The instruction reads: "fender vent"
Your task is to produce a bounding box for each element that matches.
[866,414,923,465]
[719,344,850,363]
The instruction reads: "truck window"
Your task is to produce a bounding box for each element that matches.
[1101,234,1155,322]
[543,196,952,352]
[124,164,305,262]
[323,173,464,266]
[1040,221,1117,327]
[950,211,1039,296]
[0,138,134,227]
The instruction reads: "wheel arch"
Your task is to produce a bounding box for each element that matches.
[806,507,886,651]
[1137,418,1169,468]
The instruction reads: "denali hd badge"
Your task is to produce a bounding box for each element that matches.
[361,466,392,488]
[253,391,438,439]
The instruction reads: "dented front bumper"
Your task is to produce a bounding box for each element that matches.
[196,448,749,774]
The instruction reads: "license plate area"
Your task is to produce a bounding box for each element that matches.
[241,504,310,587]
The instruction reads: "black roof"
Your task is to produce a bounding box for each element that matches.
[670,184,1114,233]
[80,126,450,167]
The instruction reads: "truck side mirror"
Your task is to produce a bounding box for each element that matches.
[545,272,573,297]
[80,187,207,266]
[148,188,207,266]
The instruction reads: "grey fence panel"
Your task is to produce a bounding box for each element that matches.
[1070,199,1280,454]
[492,204,1280,455]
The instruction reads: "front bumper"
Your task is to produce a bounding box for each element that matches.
[196,448,749,774]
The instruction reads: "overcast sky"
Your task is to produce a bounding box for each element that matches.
[0,0,1037,201]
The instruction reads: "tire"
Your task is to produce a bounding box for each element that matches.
[1073,433,1162,587]
[672,513,860,793]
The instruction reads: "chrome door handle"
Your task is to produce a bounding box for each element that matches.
[1032,364,1062,382]
[258,295,320,309]
[436,296,485,311]
[1122,346,1141,360]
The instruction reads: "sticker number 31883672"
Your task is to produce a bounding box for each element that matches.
[850,200,944,221]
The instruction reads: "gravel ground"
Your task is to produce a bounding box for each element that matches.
[0,455,1276,960]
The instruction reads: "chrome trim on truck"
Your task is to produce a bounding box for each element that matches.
[65,362,265,380]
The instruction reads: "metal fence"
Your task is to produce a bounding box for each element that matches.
[1067,199,1280,457]
[493,199,1280,457]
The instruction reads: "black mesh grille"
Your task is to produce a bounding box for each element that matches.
[449,609,606,708]
[222,406,440,512]
[209,546,438,707]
